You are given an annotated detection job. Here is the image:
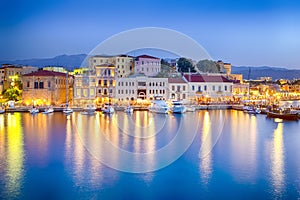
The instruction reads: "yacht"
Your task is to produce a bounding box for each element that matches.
[149,99,169,114]
[171,101,186,114]
[29,107,39,114]
[102,104,115,114]
[42,107,54,114]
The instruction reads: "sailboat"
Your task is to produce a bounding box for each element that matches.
[63,72,73,114]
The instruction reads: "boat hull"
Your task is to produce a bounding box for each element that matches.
[267,112,298,120]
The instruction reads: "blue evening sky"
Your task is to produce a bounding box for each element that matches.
[1,0,300,68]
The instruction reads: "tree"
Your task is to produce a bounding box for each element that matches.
[196,60,219,73]
[4,87,21,101]
[177,58,196,73]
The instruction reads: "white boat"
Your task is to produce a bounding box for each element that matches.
[186,106,196,112]
[149,99,169,114]
[171,101,186,114]
[102,104,115,114]
[81,104,96,115]
[29,107,39,114]
[63,107,73,114]
[42,107,54,114]
[0,109,5,114]
[243,105,261,114]
[124,106,133,114]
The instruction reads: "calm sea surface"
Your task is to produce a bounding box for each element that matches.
[0,110,300,199]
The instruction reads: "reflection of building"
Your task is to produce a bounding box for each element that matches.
[89,55,134,78]
[168,78,189,103]
[22,70,73,106]
[134,55,161,76]
[183,74,233,102]
[116,76,168,102]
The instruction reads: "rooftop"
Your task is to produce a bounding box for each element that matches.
[136,54,160,60]
[23,70,72,77]
[168,77,187,84]
[183,74,233,83]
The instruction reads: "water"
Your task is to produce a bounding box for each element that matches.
[0,110,300,199]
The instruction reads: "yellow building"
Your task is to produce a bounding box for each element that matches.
[22,70,73,106]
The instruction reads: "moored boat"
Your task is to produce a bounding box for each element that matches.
[42,107,54,114]
[29,107,39,114]
[124,106,133,114]
[171,101,186,114]
[102,103,115,114]
[63,106,73,114]
[267,107,298,120]
[149,98,169,114]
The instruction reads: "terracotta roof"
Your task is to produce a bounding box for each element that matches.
[23,70,71,77]
[168,78,187,84]
[136,54,159,59]
[183,74,232,83]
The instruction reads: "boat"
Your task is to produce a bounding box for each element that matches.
[29,107,39,114]
[149,98,169,114]
[124,106,133,114]
[81,104,96,115]
[0,109,5,114]
[42,107,54,114]
[267,107,298,120]
[63,106,73,114]
[171,101,186,114]
[102,103,115,114]
[186,106,196,112]
[243,105,261,114]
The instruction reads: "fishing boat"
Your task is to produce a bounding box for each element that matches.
[149,98,169,114]
[267,107,298,120]
[42,107,54,114]
[171,101,186,114]
[102,103,115,114]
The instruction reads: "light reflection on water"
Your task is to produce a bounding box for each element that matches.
[0,110,299,199]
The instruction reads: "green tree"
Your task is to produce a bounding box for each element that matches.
[196,60,219,73]
[177,58,195,73]
[4,87,21,101]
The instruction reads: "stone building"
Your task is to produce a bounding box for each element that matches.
[22,70,73,106]
[134,55,161,76]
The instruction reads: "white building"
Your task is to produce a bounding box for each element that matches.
[168,78,189,103]
[183,74,233,103]
[89,55,134,78]
[116,76,168,103]
[134,55,161,76]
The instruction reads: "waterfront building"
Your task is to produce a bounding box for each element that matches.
[0,64,38,92]
[22,70,73,106]
[89,55,134,78]
[70,68,89,75]
[73,64,117,106]
[43,66,67,73]
[116,76,168,104]
[183,74,233,103]
[134,55,161,76]
[168,78,189,104]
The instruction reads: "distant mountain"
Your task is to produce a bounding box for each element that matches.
[0,54,88,71]
[232,66,300,80]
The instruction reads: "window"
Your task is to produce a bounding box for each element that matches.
[98,80,101,85]
[177,86,180,92]
[138,82,146,86]
[204,85,207,91]
[109,89,113,93]
[48,81,51,88]
[34,81,38,89]
[183,86,186,91]
[99,89,102,93]
[225,86,227,91]
[183,94,186,99]
[218,86,221,91]
[198,86,201,92]
[104,89,107,95]
[104,80,107,86]
[110,79,113,85]
[27,81,30,88]
[212,86,215,91]
[172,85,175,90]
[192,85,195,91]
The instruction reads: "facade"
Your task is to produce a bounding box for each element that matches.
[168,78,189,103]
[134,55,161,76]
[183,74,233,103]
[22,70,73,106]
[73,64,117,106]
[116,76,168,103]
[89,55,134,78]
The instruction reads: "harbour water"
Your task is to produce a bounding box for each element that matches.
[0,110,299,199]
